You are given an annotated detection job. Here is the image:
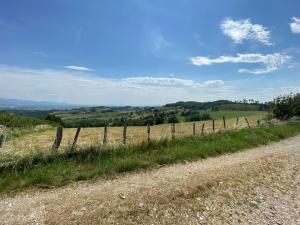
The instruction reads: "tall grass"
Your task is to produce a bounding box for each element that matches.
[0,122,300,194]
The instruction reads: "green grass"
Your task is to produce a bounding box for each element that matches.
[5,125,54,141]
[1,121,300,194]
[198,110,268,120]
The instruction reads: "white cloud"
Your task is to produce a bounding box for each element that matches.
[290,17,300,34]
[191,53,290,74]
[263,88,275,92]
[64,65,93,72]
[220,18,271,45]
[0,66,226,105]
[202,80,224,87]
[124,77,225,89]
[261,87,300,100]
[280,86,300,93]
[124,77,198,88]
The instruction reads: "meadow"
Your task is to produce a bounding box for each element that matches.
[1,114,266,161]
[0,121,300,194]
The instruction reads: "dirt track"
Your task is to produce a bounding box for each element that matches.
[1,135,300,225]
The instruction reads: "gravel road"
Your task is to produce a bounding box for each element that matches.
[1,135,300,225]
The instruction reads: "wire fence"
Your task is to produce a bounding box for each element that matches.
[0,116,265,158]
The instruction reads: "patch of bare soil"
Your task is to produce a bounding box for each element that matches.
[0,135,300,225]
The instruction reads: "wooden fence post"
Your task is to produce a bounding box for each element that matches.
[147,124,151,143]
[52,126,63,150]
[0,134,5,148]
[103,126,108,145]
[193,123,196,136]
[171,123,175,139]
[71,127,81,149]
[245,118,250,128]
[123,124,127,145]
[223,116,226,129]
[201,123,205,135]
[212,119,215,132]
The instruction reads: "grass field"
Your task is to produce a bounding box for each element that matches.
[48,101,268,127]
[1,114,267,160]
[200,110,268,119]
[0,121,299,194]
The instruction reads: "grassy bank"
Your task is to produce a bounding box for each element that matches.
[1,122,300,194]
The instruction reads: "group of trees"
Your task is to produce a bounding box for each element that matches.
[0,111,48,128]
[272,93,300,119]
[46,109,214,128]
[46,93,300,128]
[182,110,211,122]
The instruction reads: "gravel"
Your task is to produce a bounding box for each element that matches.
[0,135,300,224]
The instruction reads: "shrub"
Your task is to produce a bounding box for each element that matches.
[168,116,179,123]
[185,112,212,122]
[272,93,300,119]
[0,111,47,128]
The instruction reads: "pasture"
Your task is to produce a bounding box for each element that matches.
[1,114,266,160]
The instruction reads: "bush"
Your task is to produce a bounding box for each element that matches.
[168,116,179,123]
[185,112,212,122]
[0,111,47,128]
[272,93,300,119]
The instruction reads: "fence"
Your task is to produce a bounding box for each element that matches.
[0,116,264,153]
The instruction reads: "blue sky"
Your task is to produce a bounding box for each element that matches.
[0,0,300,105]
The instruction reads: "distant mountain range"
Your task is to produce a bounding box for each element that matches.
[0,98,80,110]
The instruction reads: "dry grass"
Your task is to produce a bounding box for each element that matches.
[1,134,299,224]
[2,115,264,158]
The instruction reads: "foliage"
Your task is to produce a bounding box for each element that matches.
[0,111,48,128]
[164,100,233,110]
[184,111,212,122]
[272,93,300,119]
[167,115,179,123]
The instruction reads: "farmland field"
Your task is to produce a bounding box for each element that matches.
[46,101,269,127]
[1,113,267,160]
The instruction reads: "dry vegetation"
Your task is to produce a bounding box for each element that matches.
[2,115,264,158]
[1,134,299,224]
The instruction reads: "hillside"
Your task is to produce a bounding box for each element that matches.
[0,111,48,128]
[46,100,269,128]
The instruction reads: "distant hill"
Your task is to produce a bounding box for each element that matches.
[0,98,80,110]
[0,99,270,127]
[164,100,233,110]
[45,100,269,128]
[164,100,267,111]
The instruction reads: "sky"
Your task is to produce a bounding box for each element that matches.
[0,0,300,106]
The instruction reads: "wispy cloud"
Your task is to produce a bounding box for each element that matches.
[262,86,300,99]
[124,77,198,88]
[290,17,300,34]
[150,30,170,51]
[263,87,275,92]
[280,86,300,93]
[0,66,227,105]
[64,66,93,72]
[124,77,224,88]
[220,18,271,45]
[202,80,224,87]
[191,53,290,74]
